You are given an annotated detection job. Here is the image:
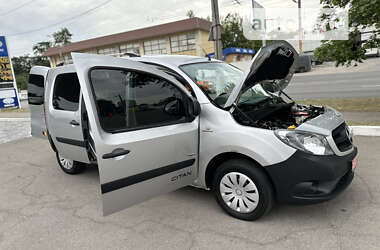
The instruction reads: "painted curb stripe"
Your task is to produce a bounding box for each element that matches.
[350,126,380,136]
[0,118,30,122]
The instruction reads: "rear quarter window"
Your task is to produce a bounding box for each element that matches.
[52,73,81,111]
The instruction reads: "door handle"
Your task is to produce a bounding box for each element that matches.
[102,148,130,159]
[70,120,80,126]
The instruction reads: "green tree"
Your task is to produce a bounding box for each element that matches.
[186,10,195,18]
[12,56,32,75]
[32,41,51,56]
[12,56,49,90]
[12,56,31,90]
[11,28,72,90]
[52,27,72,46]
[221,13,262,51]
[314,0,380,66]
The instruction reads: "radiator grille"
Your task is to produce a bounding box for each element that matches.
[332,123,353,152]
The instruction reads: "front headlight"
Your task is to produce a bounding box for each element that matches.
[275,130,334,155]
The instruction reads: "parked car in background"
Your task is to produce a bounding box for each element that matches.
[295,54,312,73]
[361,30,380,58]
[303,52,323,65]
[365,47,380,58]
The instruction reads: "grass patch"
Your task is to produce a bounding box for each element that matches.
[0,107,30,113]
[347,121,380,126]
[297,98,380,112]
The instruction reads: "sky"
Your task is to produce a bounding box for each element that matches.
[0,0,321,56]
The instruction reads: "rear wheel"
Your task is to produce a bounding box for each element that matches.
[56,152,85,174]
[212,159,274,221]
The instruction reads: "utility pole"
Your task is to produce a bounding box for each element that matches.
[211,0,223,60]
[297,0,303,54]
[292,0,303,54]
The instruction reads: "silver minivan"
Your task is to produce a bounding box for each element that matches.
[28,42,358,220]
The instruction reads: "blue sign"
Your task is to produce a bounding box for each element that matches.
[0,88,19,109]
[0,36,9,57]
[0,36,20,109]
[206,47,256,61]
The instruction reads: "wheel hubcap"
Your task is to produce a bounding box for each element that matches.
[219,172,259,213]
[59,155,74,170]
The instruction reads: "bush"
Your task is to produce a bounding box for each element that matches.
[15,72,29,90]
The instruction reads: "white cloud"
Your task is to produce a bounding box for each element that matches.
[1,0,321,56]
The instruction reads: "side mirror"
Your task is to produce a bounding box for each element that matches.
[188,97,201,117]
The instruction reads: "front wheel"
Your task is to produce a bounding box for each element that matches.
[213,159,274,221]
[56,152,85,175]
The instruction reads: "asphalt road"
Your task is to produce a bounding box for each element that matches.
[0,136,379,249]
[289,70,380,99]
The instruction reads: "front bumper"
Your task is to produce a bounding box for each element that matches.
[266,146,358,204]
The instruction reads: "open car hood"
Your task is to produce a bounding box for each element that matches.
[224,41,299,108]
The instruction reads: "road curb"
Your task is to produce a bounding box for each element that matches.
[350,126,380,137]
[0,118,31,122]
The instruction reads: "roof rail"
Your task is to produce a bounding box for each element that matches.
[120,52,140,57]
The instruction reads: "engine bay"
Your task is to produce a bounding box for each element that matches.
[233,97,325,130]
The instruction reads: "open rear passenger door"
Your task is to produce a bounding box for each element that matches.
[28,66,49,139]
[72,53,199,215]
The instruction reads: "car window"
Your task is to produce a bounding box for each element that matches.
[52,73,81,111]
[180,63,243,105]
[90,68,187,133]
[180,62,269,107]
[28,74,45,105]
[141,62,195,97]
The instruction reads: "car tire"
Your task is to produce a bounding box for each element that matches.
[56,152,85,175]
[212,159,274,221]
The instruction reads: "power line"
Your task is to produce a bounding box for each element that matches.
[9,12,190,55]
[3,0,37,17]
[6,0,113,37]
[8,1,214,54]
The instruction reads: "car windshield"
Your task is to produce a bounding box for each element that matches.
[180,62,270,107]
